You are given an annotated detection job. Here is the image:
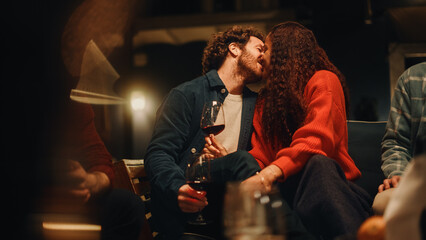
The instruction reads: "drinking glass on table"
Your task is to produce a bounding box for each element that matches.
[223,182,287,240]
[186,153,212,225]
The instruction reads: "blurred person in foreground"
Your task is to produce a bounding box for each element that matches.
[373,61,426,215]
[44,101,146,240]
[204,22,373,240]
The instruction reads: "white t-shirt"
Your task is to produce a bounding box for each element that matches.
[215,93,243,153]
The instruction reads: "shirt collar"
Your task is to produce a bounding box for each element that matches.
[205,69,226,89]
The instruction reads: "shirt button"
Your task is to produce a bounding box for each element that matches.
[221,88,226,94]
[190,148,196,154]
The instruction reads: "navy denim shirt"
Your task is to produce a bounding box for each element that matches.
[144,70,257,236]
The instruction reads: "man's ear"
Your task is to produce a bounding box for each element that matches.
[228,42,241,57]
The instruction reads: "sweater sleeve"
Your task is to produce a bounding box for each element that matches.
[381,72,413,178]
[68,102,114,183]
[249,107,273,169]
[144,88,193,213]
[271,71,348,180]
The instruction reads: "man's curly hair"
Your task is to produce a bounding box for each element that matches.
[259,21,350,149]
[202,26,264,74]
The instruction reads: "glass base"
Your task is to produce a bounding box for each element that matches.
[188,213,212,225]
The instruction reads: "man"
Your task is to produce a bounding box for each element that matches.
[373,61,426,214]
[144,26,264,239]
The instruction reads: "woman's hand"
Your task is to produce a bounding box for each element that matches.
[241,165,283,193]
[241,173,271,193]
[203,134,228,159]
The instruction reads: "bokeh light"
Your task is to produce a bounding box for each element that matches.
[130,91,146,111]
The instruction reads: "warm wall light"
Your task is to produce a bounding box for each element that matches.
[131,91,146,111]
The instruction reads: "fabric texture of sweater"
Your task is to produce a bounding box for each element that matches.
[249,70,361,181]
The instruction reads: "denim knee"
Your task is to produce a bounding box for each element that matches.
[229,150,261,180]
[305,154,339,171]
[303,154,347,180]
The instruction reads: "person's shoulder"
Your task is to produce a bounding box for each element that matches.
[308,70,340,88]
[162,74,208,105]
[397,62,426,88]
[312,70,339,80]
[172,74,207,93]
[406,62,426,78]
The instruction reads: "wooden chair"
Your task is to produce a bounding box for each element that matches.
[113,159,156,240]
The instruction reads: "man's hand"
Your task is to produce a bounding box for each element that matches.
[378,175,401,193]
[203,134,228,159]
[177,184,208,213]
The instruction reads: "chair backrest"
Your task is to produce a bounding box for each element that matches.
[113,159,156,240]
[347,120,387,199]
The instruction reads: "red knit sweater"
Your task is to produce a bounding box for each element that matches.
[249,70,361,181]
[63,102,115,183]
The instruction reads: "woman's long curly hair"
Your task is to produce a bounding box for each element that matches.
[202,26,264,74]
[259,21,349,149]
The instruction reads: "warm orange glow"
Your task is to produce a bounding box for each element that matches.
[42,222,101,231]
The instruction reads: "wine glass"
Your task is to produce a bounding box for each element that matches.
[223,182,286,240]
[186,153,212,225]
[200,101,225,136]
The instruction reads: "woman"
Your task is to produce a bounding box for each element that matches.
[205,22,372,239]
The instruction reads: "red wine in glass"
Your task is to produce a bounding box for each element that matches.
[201,101,225,136]
[201,124,225,136]
[186,153,211,225]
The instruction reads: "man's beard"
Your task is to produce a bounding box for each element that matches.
[237,50,261,84]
